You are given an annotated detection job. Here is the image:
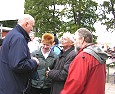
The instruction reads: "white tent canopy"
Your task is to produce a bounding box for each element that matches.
[0,0,25,21]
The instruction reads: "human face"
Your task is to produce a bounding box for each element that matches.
[61,36,73,48]
[74,32,83,49]
[25,20,35,34]
[42,43,52,52]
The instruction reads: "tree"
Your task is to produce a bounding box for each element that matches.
[98,0,115,32]
[61,0,98,33]
[25,0,99,42]
[25,0,63,37]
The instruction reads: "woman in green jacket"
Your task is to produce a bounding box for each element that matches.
[30,33,57,94]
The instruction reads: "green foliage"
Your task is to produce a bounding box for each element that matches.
[63,0,98,33]
[25,0,63,37]
[25,0,98,43]
[0,0,98,43]
[98,0,115,32]
[2,0,115,43]
[0,20,17,28]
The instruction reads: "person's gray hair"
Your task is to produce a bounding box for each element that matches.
[17,14,34,25]
[63,32,75,43]
[76,28,93,43]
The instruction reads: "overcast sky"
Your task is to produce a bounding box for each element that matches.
[94,22,115,45]
[93,0,115,45]
[0,0,25,21]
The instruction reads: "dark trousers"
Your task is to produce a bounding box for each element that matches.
[29,87,51,94]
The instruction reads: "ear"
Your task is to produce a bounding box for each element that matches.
[81,37,85,44]
[25,22,28,27]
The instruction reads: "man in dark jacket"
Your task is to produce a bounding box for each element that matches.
[0,14,39,94]
[46,32,76,94]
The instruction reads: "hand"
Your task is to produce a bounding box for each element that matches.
[31,57,39,65]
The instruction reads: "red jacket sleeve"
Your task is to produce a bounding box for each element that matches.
[61,52,92,94]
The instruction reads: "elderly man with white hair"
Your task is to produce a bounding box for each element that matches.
[46,32,76,94]
[0,14,39,94]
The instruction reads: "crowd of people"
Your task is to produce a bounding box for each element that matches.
[0,14,108,94]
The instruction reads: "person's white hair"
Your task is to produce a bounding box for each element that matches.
[63,32,75,43]
[17,14,34,25]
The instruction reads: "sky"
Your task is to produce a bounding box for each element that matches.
[94,22,115,45]
[0,0,25,21]
[93,0,115,46]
